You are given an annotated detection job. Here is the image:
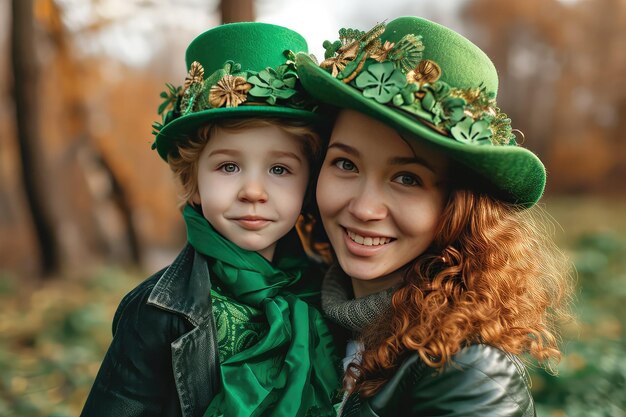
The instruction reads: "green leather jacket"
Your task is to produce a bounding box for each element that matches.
[81,245,220,417]
[341,344,536,417]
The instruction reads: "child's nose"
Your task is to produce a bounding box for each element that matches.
[238,179,268,203]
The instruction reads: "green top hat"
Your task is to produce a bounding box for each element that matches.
[296,16,546,208]
[152,22,324,161]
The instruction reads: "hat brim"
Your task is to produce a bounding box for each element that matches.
[296,53,546,208]
[155,105,326,161]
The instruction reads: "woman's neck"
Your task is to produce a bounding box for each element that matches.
[350,267,407,298]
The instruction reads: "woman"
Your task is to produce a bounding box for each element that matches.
[296,16,573,416]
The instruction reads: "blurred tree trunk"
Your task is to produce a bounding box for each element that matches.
[11,0,60,276]
[220,0,255,23]
[37,0,143,266]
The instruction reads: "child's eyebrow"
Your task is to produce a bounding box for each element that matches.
[207,149,302,163]
[270,151,302,162]
[208,149,240,157]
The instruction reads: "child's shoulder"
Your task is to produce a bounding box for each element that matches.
[111,244,209,337]
[109,264,199,358]
[111,266,169,332]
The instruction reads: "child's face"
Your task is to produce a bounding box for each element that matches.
[316,110,449,291]
[194,124,310,261]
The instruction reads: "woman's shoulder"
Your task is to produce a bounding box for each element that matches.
[417,345,533,416]
[362,344,535,417]
[450,344,531,387]
[445,345,534,410]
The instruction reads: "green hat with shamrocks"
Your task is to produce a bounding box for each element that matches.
[296,16,546,208]
[153,22,323,161]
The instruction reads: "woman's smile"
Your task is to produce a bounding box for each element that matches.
[343,227,395,256]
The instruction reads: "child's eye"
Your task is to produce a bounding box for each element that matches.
[333,158,357,172]
[270,165,290,175]
[219,163,239,173]
[392,173,422,187]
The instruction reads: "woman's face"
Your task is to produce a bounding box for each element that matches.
[317,110,449,290]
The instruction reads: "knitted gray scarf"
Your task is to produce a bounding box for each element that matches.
[321,263,394,333]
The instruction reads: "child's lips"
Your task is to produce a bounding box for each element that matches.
[232,216,272,230]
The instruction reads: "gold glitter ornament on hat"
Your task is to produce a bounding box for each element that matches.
[180,62,207,115]
[489,110,515,145]
[209,75,252,108]
[450,86,497,119]
[359,22,386,48]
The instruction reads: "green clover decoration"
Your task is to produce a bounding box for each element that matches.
[248,65,298,105]
[450,117,493,145]
[355,62,407,104]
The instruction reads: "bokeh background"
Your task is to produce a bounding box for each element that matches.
[1,0,625,416]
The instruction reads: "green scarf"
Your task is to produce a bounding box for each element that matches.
[183,205,340,417]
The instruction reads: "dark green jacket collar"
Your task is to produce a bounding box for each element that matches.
[147,244,213,326]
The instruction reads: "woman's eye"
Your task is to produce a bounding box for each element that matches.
[220,163,239,173]
[270,165,289,175]
[392,174,422,187]
[334,158,357,172]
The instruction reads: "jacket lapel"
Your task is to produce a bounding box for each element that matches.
[147,245,220,417]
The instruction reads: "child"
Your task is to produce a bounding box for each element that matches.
[296,17,573,416]
[81,22,339,417]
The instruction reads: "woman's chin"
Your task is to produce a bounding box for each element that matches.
[337,259,389,281]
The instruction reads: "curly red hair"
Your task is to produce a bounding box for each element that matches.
[349,189,574,397]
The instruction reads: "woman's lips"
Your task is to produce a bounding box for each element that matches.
[346,229,392,246]
[342,227,394,257]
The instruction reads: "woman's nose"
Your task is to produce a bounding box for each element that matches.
[347,186,388,222]
[237,179,268,203]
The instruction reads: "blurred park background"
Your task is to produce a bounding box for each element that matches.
[0,0,625,415]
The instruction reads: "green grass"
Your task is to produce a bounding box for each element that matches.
[531,197,626,417]
[0,268,143,416]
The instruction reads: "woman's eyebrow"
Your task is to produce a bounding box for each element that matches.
[327,142,360,157]
[329,142,437,173]
[389,156,436,174]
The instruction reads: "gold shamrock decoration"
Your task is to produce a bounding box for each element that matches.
[209,75,252,108]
